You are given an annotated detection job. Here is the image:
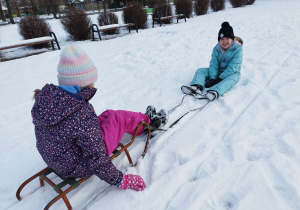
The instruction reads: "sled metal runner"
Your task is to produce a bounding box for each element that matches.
[16,121,151,210]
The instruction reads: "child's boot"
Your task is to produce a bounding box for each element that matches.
[192,90,218,102]
[181,85,203,95]
[145,106,168,129]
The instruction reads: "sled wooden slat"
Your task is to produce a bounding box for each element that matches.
[16,121,151,210]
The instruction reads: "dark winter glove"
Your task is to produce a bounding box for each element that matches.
[205,78,223,88]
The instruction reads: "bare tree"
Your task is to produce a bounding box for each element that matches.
[11,0,21,17]
[0,0,7,21]
[29,0,38,15]
[96,0,100,13]
[102,0,106,15]
[4,0,15,23]
[48,0,59,18]
[34,0,48,14]
[39,0,52,15]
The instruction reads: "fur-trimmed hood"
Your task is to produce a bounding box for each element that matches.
[32,84,96,126]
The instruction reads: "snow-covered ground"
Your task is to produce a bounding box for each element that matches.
[1,0,300,209]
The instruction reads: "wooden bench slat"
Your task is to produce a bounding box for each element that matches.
[99,24,135,32]
[160,14,185,20]
[152,12,186,28]
[0,36,55,50]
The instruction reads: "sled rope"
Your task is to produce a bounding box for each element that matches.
[169,99,209,128]
[167,94,210,128]
[150,95,210,134]
[145,124,168,132]
[168,94,190,115]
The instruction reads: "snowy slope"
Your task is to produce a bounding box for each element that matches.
[1,0,300,209]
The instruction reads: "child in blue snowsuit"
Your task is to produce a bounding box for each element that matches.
[181,22,243,101]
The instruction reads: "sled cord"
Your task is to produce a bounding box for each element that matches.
[149,95,210,136]
[168,94,189,115]
[145,124,168,132]
[169,99,210,128]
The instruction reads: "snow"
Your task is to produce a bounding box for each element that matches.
[1,0,300,209]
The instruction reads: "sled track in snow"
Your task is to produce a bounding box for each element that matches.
[198,46,295,164]
[80,185,112,210]
[60,44,298,210]
[142,46,296,185]
[221,46,294,140]
[68,47,295,210]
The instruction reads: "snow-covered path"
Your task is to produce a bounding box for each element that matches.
[1,0,300,209]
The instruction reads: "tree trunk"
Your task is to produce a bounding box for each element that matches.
[46,5,50,15]
[102,0,106,16]
[0,1,7,21]
[97,1,100,13]
[52,5,57,18]
[48,0,57,18]
[12,0,21,17]
[4,0,15,24]
[30,0,37,15]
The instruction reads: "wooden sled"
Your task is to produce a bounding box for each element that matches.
[16,121,151,210]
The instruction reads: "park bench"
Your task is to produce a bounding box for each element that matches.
[16,121,151,210]
[152,11,186,28]
[0,32,60,51]
[92,18,138,41]
[0,21,9,26]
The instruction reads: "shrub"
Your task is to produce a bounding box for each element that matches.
[229,0,247,8]
[18,16,51,49]
[147,0,165,8]
[147,0,156,8]
[194,0,209,15]
[60,8,92,41]
[247,0,255,5]
[98,12,119,35]
[123,1,148,29]
[210,0,225,12]
[175,0,193,18]
[154,1,173,24]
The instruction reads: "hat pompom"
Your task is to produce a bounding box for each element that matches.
[221,22,230,28]
[218,22,234,41]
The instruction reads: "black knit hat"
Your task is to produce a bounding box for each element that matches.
[218,22,234,41]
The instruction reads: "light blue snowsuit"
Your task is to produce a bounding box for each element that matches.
[191,39,243,96]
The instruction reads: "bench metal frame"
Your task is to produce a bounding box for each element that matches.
[92,18,138,41]
[16,121,151,210]
[49,32,61,50]
[0,32,60,51]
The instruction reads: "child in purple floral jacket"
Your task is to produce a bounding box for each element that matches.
[32,45,166,191]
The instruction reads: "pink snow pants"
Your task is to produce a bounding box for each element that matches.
[98,110,150,155]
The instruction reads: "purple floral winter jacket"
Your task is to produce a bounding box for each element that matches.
[32,84,122,185]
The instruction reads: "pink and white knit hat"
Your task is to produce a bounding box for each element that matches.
[57,45,98,87]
